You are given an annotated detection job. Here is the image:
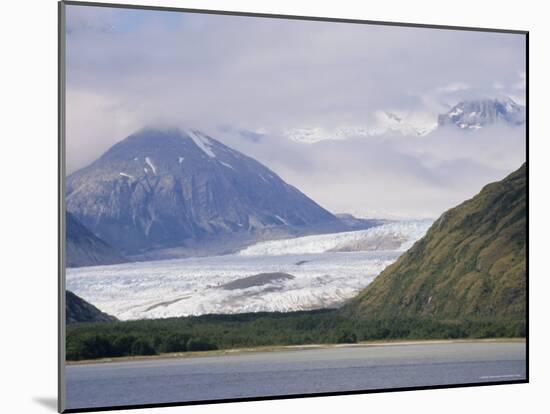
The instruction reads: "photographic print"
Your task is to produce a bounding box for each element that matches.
[59,1,527,412]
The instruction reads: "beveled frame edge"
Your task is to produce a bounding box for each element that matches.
[57,2,529,413]
[58,1,67,412]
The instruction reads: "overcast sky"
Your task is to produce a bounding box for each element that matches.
[65,4,526,219]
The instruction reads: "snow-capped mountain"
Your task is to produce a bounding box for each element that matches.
[281,96,524,144]
[66,128,339,254]
[438,97,526,130]
[284,111,437,144]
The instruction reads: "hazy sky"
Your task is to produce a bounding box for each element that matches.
[65,4,526,218]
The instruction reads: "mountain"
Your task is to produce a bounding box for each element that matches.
[438,97,526,130]
[283,97,524,144]
[66,128,339,254]
[284,111,436,143]
[66,290,117,324]
[66,211,127,267]
[342,163,526,320]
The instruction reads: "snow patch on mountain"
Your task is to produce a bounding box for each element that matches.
[275,215,290,226]
[284,111,437,144]
[187,130,216,158]
[220,161,234,170]
[144,157,157,174]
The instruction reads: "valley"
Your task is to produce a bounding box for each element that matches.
[66,220,431,320]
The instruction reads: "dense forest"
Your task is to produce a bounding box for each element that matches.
[66,310,525,361]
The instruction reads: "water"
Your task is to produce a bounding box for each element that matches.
[65,341,526,410]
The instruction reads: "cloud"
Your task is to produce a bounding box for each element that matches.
[65,90,142,173]
[436,83,471,93]
[65,5,526,132]
[64,4,526,217]
[213,124,525,219]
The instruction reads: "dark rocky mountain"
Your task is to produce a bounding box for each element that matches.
[66,290,117,324]
[66,128,340,254]
[342,163,526,320]
[438,97,525,130]
[66,211,127,267]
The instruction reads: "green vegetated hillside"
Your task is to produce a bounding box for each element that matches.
[342,163,527,320]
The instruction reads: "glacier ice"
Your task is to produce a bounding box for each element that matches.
[66,220,432,320]
[238,220,432,256]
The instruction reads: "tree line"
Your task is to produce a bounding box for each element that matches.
[66,309,525,361]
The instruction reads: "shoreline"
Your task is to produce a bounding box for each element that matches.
[66,337,526,366]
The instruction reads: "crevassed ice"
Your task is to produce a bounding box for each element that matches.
[238,219,432,256]
[66,220,432,321]
[67,250,400,320]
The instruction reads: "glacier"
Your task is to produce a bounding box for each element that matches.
[238,220,432,256]
[66,220,432,321]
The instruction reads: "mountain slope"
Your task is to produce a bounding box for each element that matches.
[66,212,127,267]
[66,128,339,254]
[342,163,526,320]
[438,97,525,130]
[66,290,117,324]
